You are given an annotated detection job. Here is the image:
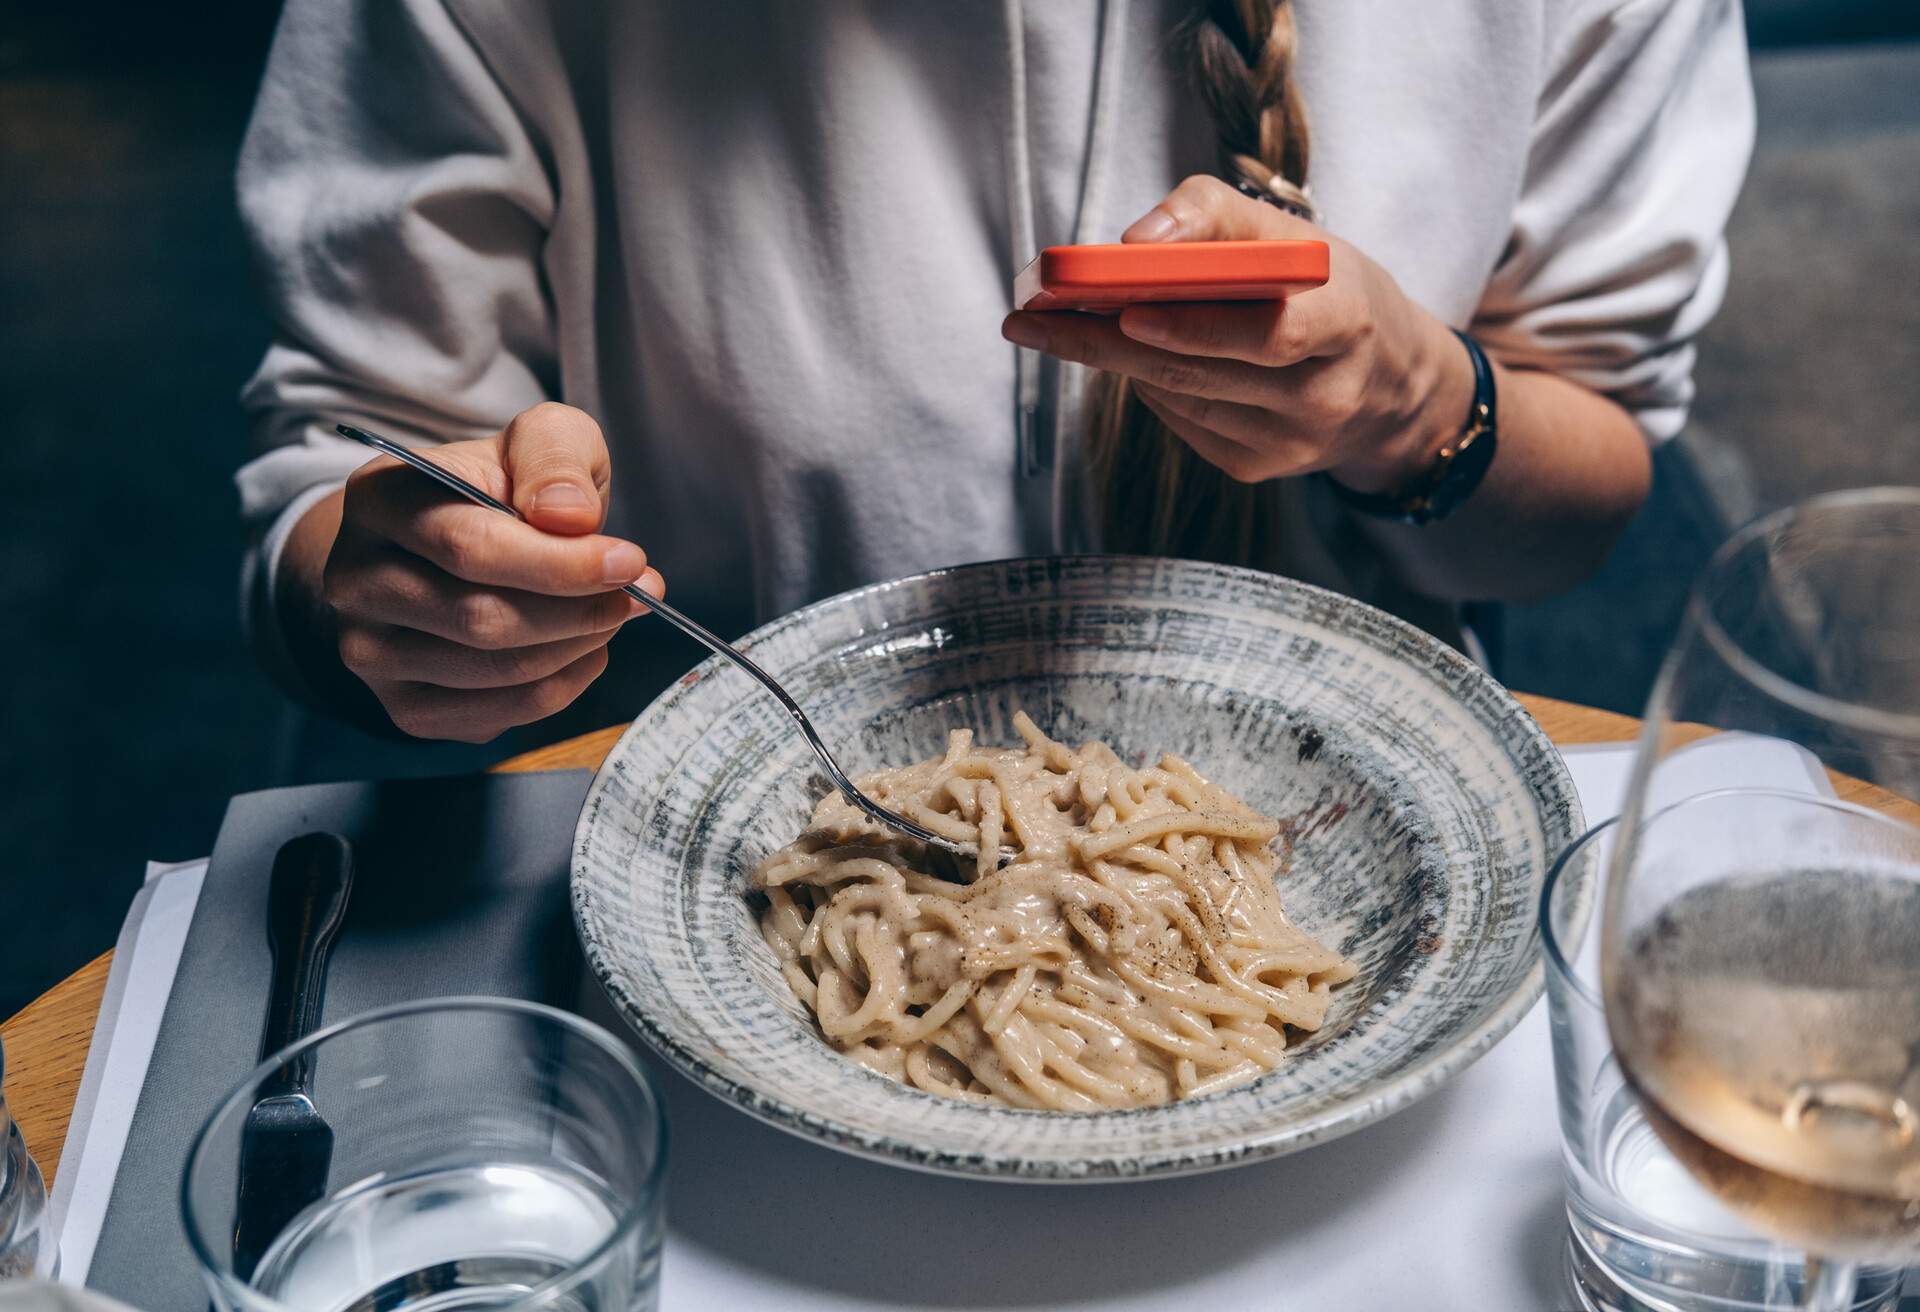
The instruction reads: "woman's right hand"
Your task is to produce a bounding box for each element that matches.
[299,403,662,743]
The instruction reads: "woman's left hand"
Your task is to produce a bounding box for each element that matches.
[1001,175,1471,496]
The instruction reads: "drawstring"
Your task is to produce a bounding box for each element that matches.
[1003,0,1044,482]
[1073,0,1129,249]
[1060,0,1128,549]
[1004,0,1130,548]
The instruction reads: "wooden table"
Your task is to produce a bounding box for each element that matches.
[5,695,1910,1193]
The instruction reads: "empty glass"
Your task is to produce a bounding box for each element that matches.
[182,997,666,1311]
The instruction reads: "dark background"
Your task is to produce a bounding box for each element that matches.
[4,2,1918,1020]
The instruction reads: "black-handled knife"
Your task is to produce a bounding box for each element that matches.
[231,832,355,1281]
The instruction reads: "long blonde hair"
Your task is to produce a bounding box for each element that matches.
[1083,0,1311,565]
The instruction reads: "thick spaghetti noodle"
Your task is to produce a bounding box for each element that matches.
[752,712,1356,1110]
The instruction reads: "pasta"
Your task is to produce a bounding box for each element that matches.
[752,712,1357,1110]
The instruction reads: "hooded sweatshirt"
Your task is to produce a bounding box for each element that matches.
[234,0,1754,716]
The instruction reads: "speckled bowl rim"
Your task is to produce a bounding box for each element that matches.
[572,555,1581,1181]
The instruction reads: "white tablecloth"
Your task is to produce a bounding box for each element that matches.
[55,739,1907,1309]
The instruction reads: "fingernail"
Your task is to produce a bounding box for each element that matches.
[1124,209,1179,242]
[533,483,593,514]
[636,568,666,600]
[601,542,646,584]
[1123,308,1172,344]
[1003,316,1050,350]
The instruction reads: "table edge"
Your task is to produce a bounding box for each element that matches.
[0,692,1750,1192]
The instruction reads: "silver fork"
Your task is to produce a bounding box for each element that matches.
[336,423,996,876]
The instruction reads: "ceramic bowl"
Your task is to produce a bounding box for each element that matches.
[573,557,1580,1180]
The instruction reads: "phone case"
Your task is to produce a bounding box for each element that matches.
[1014,240,1329,312]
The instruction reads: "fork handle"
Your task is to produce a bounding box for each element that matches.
[335,423,954,852]
[616,583,935,838]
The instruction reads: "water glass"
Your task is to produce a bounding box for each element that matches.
[1544,816,1905,1311]
[183,997,666,1311]
[0,1035,53,1277]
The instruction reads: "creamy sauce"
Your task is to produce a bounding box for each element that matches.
[752,713,1356,1110]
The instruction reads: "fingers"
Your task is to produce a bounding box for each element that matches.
[340,623,620,690]
[1133,383,1324,479]
[326,538,657,742]
[1129,383,1268,452]
[1002,312,1277,405]
[325,404,642,743]
[347,463,648,595]
[1123,174,1319,245]
[1115,296,1353,367]
[1132,385,1315,485]
[500,402,612,534]
[372,647,612,745]
[327,547,662,648]
[1105,176,1348,368]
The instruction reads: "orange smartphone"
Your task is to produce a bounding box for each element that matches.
[1014,239,1329,313]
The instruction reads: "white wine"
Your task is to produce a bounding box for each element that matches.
[1609,866,1920,1263]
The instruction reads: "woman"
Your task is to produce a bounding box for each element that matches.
[237,0,1753,745]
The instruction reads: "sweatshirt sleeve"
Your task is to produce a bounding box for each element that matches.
[233,0,556,693]
[1470,0,1754,444]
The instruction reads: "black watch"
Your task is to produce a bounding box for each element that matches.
[1323,329,1498,526]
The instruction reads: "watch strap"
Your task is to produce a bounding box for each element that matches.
[1324,329,1498,526]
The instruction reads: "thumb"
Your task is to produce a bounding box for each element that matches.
[499,403,612,535]
[1123,174,1321,244]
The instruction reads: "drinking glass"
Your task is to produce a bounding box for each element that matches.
[0,1035,53,1277]
[183,997,666,1311]
[1549,811,1907,1311]
[1601,489,1920,1311]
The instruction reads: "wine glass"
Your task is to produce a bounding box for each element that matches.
[1601,488,1920,1311]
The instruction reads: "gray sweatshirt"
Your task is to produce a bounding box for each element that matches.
[235,0,1753,710]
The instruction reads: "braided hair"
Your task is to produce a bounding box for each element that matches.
[1083,0,1311,565]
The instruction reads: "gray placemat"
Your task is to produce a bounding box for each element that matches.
[87,770,591,1307]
